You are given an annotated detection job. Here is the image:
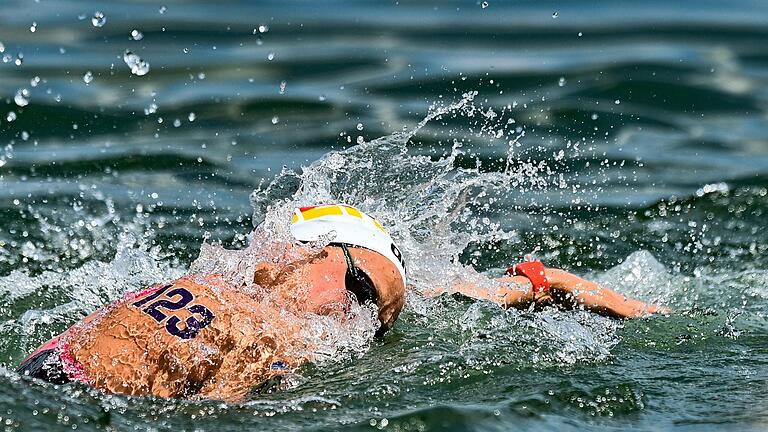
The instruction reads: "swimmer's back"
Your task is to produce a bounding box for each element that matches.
[68,275,303,400]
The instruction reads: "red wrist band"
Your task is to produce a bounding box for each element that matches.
[505,261,550,295]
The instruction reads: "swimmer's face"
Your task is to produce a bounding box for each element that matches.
[253,245,405,332]
[335,246,405,332]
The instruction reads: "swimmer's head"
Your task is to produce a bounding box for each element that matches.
[290,204,406,285]
[290,204,407,332]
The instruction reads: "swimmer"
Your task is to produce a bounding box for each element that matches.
[16,204,667,401]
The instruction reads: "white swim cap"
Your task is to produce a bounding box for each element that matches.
[290,204,407,285]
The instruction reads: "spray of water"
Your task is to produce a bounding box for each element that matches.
[0,90,680,392]
[240,90,637,366]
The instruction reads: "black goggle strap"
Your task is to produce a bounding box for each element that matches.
[338,243,378,306]
[339,243,358,277]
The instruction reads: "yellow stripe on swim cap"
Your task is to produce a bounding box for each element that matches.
[372,218,387,234]
[301,205,344,221]
[343,205,362,219]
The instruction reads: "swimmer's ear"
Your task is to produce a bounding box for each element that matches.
[253,263,279,286]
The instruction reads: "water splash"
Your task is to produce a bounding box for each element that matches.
[0,233,185,361]
[144,103,158,115]
[188,229,379,367]
[123,50,150,76]
[91,12,106,28]
[13,89,29,107]
[242,91,634,366]
[251,92,551,287]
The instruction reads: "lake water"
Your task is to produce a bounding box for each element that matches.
[1,0,767,430]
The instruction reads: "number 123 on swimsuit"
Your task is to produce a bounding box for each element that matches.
[131,282,216,340]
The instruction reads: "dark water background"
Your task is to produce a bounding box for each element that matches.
[1,0,768,430]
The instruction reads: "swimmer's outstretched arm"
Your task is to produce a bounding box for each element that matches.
[540,268,668,318]
[425,267,667,319]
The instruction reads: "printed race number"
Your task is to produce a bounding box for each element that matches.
[132,284,215,340]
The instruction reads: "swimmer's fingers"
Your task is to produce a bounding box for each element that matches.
[625,302,672,318]
[647,304,672,315]
[533,293,555,309]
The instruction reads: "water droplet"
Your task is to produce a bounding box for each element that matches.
[30,76,40,87]
[256,37,264,46]
[558,77,566,87]
[159,6,167,14]
[21,131,29,140]
[131,29,143,41]
[267,52,275,61]
[2,54,11,63]
[578,32,583,37]
[59,47,66,54]
[14,54,23,66]
[183,47,189,54]
[481,1,489,8]
[14,88,30,107]
[271,116,279,124]
[144,103,158,115]
[318,94,326,102]
[197,72,206,80]
[279,80,286,94]
[6,111,17,122]
[552,12,559,18]
[77,14,86,21]
[591,113,599,120]
[188,112,196,122]
[258,24,269,33]
[173,119,181,127]
[91,11,106,27]
[0,42,4,53]
[614,99,621,105]
[29,22,37,33]
[123,50,150,76]
[356,136,365,144]
[356,123,364,131]
[83,71,93,84]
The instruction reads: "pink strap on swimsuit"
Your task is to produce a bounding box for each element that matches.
[21,335,92,384]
